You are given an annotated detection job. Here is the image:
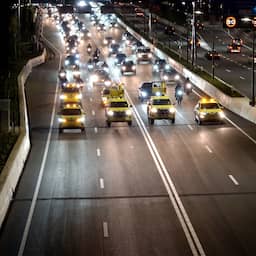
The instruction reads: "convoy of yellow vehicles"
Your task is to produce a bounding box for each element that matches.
[56,12,225,133]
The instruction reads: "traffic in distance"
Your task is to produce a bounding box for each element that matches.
[47,4,226,133]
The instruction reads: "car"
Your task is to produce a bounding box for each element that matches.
[105,98,132,127]
[114,53,127,65]
[122,31,132,41]
[164,25,175,35]
[96,24,106,32]
[121,60,136,75]
[109,43,122,56]
[101,83,124,107]
[131,40,144,52]
[188,38,200,47]
[103,36,115,46]
[109,20,118,28]
[138,81,166,101]
[205,50,220,60]
[232,38,243,47]
[152,59,170,73]
[194,98,225,125]
[64,54,80,68]
[91,69,111,86]
[136,47,153,64]
[227,43,241,53]
[59,83,82,105]
[147,95,176,125]
[58,103,85,133]
[196,21,204,30]
[160,69,180,85]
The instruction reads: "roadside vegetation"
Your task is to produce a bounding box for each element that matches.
[0,4,41,173]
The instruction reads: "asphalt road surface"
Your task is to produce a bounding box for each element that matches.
[1,11,256,256]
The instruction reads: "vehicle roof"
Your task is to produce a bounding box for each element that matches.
[109,98,128,102]
[151,95,171,100]
[198,98,218,104]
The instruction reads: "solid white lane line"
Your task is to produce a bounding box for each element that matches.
[239,76,245,80]
[97,148,101,157]
[205,145,213,153]
[187,124,193,130]
[18,37,62,256]
[228,175,239,186]
[225,69,231,72]
[125,91,206,256]
[90,97,93,102]
[94,127,98,133]
[225,116,256,145]
[92,110,95,115]
[100,178,105,189]
[103,222,109,237]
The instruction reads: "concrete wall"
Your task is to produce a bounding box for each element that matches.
[0,49,47,228]
[117,18,256,124]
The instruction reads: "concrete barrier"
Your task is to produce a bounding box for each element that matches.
[0,49,47,228]
[117,18,256,124]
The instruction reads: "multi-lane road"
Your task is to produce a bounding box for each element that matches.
[1,10,256,256]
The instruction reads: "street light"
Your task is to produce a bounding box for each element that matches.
[191,1,196,66]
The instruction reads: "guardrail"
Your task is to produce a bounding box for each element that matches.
[117,17,256,124]
[0,49,47,229]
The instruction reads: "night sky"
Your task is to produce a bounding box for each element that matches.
[222,0,256,15]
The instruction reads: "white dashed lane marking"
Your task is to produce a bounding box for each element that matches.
[228,175,239,185]
[225,69,231,73]
[97,148,101,157]
[205,145,213,153]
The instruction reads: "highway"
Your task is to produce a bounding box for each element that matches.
[119,11,255,98]
[1,9,256,256]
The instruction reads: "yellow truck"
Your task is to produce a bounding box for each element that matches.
[101,83,124,107]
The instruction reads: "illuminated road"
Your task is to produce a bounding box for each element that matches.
[1,11,256,256]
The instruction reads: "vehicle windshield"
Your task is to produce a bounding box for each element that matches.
[61,109,81,115]
[157,60,166,65]
[61,87,80,93]
[153,99,171,105]
[201,103,219,109]
[103,89,110,95]
[124,61,133,65]
[138,48,151,53]
[141,82,152,89]
[110,101,128,107]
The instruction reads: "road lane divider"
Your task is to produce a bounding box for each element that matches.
[228,175,239,186]
[18,35,62,256]
[188,125,194,130]
[100,178,105,189]
[205,145,213,154]
[94,127,98,133]
[103,222,109,238]
[125,91,206,256]
[97,148,101,157]
[92,110,95,116]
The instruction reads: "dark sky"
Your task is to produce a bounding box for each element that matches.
[222,0,256,15]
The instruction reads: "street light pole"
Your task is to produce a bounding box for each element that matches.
[251,27,255,106]
[212,31,215,79]
[191,1,196,66]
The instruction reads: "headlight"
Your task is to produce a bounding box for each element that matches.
[104,80,111,86]
[150,108,157,113]
[118,48,122,52]
[219,111,225,119]
[177,90,183,96]
[60,95,67,100]
[138,53,142,58]
[153,64,158,70]
[59,72,66,77]
[58,117,66,123]
[148,53,152,58]
[87,32,92,37]
[186,83,192,89]
[174,74,180,80]
[132,66,135,70]
[103,39,107,44]
[65,60,70,65]
[75,59,79,64]
[112,39,116,43]
[165,64,170,70]
[110,48,113,52]
[200,112,207,118]
[122,66,126,71]
[91,75,98,82]
[76,93,82,99]
[107,110,114,116]
[169,107,175,113]
[155,91,161,96]
[77,116,85,122]
[141,91,147,97]
[126,109,132,116]
[75,54,80,59]
[163,75,168,81]
[126,39,130,44]
[73,71,80,76]
[102,97,107,102]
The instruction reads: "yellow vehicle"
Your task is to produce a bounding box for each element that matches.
[58,103,85,133]
[194,98,225,125]
[147,95,176,125]
[59,83,82,105]
[105,98,132,127]
[101,83,124,107]
[138,80,167,101]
